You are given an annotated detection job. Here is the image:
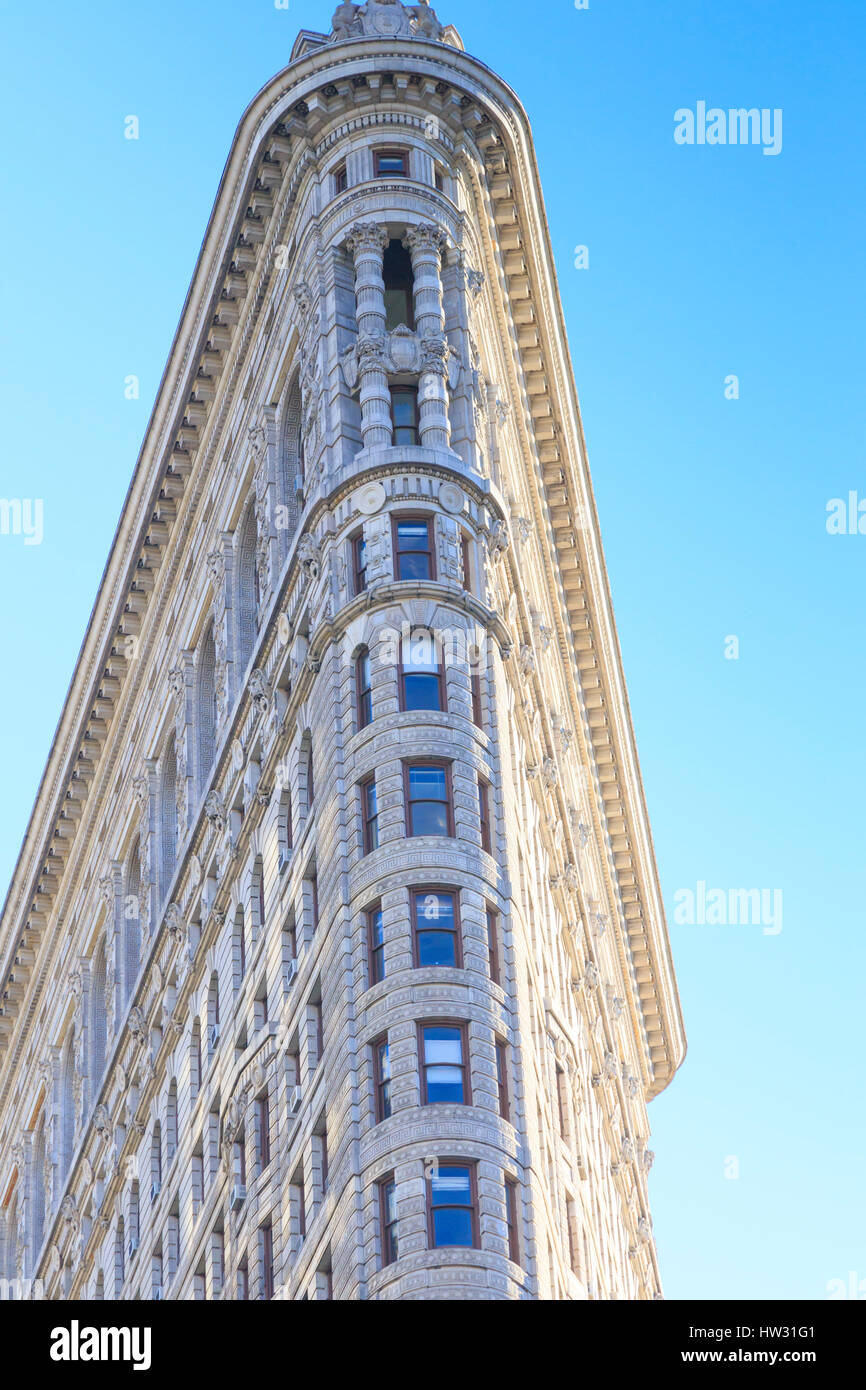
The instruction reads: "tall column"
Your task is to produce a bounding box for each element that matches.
[169,654,195,841]
[132,761,159,943]
[404,223,451,450]
[345,223,392,449]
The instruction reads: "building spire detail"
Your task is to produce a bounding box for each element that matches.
[330,0,451,44]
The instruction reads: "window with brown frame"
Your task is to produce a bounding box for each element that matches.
[412,889,461,969]
[334,163,348,194]
[393,515,434,580]
[351,530,367,594]
[379,1174,399,1266]
[361,777,380,853]
[427,1161,478,1250]
[375,148,409,178]
[367,903,385,985]
[495,1038,510,1122]
[383,237,415,330]
[356,647,373,729]
[486,907,501,986]
[460,533,472,593]
[505,1178,520,1265]
[419,1021,470,1104]
[260,1224,274,1301]
[435,166,445,192]
[256,1092,271,1173]
[399,628,445,712]
[471,672,483,729]
[479,776,492,853]
[391,386,420,445]
[373,1035,392,1122]
[404,761,453,837]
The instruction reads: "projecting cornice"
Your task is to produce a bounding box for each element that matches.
[0,30,684,1097]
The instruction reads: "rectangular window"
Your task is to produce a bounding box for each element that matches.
[479,777,492,854]
[356,648,373,729]
[505,1178,520,1265]
[400,628,444,712]
[471,673,483,729]
[419,1022,469,1105]
[379,1175,399,1267]
[352,531,367,594]
[261,1225,274,1301]
[486,908,501,986]
[391,387,420,446]
[393,516,434,581]
[556,1064,570,1140]
[256,1093,271,1172]
[334,164,348,194]
[367,903,385,985]
[460,533,472,593]
[435,166,445,192]
[362,777,380,853]
[375,148,409,177]
[237,1260,249,1300]
[374,1036,392,1122]
[384,238,415,331]
[427,1163,478,1250]
[412,889,460,969]
[495,1039,510,1122]
[404,761,453,837]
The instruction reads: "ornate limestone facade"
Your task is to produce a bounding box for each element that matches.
[0,1,684,1301]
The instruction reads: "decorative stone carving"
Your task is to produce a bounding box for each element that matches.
[518,644,535,678]
[541,757,558,791]
[330,1,446,43]
[486,519,510,564]
[93,1105,110,1135]
[297,534,322,582]
[248,669,273,716]
[205,791,226,833]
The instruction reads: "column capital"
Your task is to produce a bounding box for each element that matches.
[344,222,389,258]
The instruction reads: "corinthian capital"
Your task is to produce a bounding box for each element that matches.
[403,222,448,256]
[344,222,389,259]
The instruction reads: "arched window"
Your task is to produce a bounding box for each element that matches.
[150,1124,162,1200]
[32,1117,47,1268]
[207,974,220,1060]
[159,738,178,904]
[124,844,141,1003]
[196,625,217,797]
[4,1192,18,1286]
[60,1038,75,1179]
[278,375,303,547]
[235,505,259,676]
[166,1082,178,1163]
[233,908,246,990]
[277,786,293,870]
[190,1019,202,1100]
[115,1216,125,1295]
[90,943,108,1090]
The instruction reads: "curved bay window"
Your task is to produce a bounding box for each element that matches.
[391,386,419,446]
[393,516,434,581]
[427,1163,478,1250]
[400,628,444,712]
[419,1022,469,1104]
[404,761,453,837]
[375,148,409,178]
[412,890,461,969]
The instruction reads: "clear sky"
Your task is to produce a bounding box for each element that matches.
[1,0,863,1301]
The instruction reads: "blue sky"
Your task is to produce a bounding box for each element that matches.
[1,0,863,1300]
